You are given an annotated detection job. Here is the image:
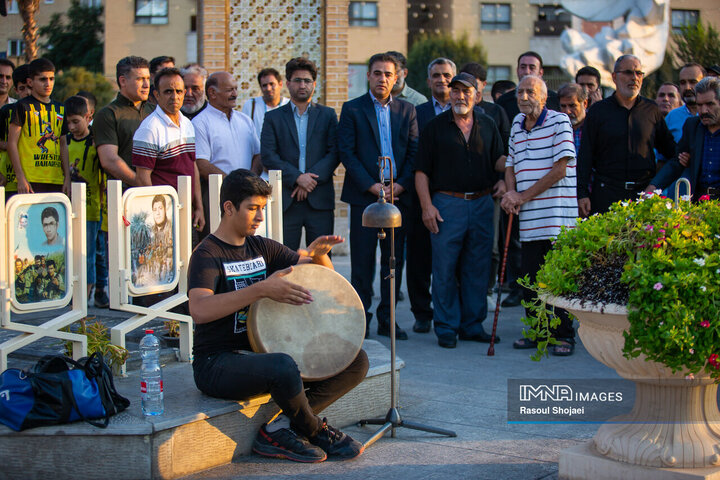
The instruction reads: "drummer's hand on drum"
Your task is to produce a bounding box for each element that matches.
[265,267,313,305]
[303,235,345,258]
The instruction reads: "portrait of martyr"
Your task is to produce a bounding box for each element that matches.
[11,202,68,305]
[126,193,177,292]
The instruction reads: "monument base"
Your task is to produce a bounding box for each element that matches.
[560,441,720,480]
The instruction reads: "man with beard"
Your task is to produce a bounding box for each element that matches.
[261,57,339,251]
[415,73,504,349]
[577,55,676,216]
[557,83,588,151]
[664,63,705,142]
[647,77,720,201]
[502,75,578,355]
[387,51,427,107]
[149,195,173,281]
[181,64,208,120]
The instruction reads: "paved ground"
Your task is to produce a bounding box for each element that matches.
[174,253,617,480]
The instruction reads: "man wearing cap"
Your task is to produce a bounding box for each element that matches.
[415,72,505,349]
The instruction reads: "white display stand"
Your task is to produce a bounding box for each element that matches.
[107,176,193,375]
[207,170,283,241]
[0,184,88,372]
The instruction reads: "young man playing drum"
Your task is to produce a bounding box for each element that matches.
[187,169,369,462]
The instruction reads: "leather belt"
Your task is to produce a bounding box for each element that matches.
[594,173,651,191]
[437,188,492,200]
[696,186,720,199]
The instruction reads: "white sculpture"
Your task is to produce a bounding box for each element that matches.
[560,0,670,85]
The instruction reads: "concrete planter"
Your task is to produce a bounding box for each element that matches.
[548,296,720,479]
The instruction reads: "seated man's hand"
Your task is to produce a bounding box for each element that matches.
[302,235,344,258]
[265,267,313,305]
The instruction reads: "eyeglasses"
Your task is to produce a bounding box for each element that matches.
[615,69,645,77]
[291,78,314,84]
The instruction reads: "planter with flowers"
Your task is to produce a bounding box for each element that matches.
[521,192,720,477]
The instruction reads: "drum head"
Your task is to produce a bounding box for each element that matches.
[247,264,366,381]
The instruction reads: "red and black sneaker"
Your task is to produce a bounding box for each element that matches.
[252,424,327,463]
[309,418,364,459]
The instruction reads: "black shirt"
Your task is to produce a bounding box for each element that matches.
[496,89,560,121]
[479,100,510,154]
[415,109,504,193]
[577,94,676,199]
[182,100,208,121]
[187,234,300,356]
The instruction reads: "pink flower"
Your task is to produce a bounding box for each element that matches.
[659,229,666,234]
[690,349,695,354]
[701,320,710,328]
[653,243,662,248]
[654,282,663,291]
[645,225,654,231]
[700,194,711,201]
[709,354,720,369]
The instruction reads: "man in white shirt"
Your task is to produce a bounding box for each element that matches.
[132,67,205,231]
[241,68,290,141]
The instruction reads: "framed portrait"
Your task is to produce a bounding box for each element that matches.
[7,194,73,311]
[123,187,179,295]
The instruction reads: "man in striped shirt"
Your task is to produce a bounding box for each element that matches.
[133,67,205,231]
[501,75,578,356]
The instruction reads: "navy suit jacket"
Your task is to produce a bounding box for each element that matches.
[338,93,418,208]
[416,101,437,134]
[650,116,705,195]
[261,102,339,211]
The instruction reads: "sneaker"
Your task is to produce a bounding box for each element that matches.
[309,418,364,459]
[94,289,109,308]
[252,424,327,463]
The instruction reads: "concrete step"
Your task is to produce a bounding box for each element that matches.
[0,339,402,479]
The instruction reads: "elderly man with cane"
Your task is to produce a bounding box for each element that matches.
[501,75,578,356]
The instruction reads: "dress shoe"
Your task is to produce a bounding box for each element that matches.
[437,335,457,348]
[377,323,408,340]
[459,330,500,343]
[412,318,432,333]
[501,290,523,308]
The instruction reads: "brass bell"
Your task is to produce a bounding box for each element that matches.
[362,188,402,229]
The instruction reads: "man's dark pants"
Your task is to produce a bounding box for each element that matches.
[283,199,334,251]
[405,196,433,324]
[349,203,407,328]
[193,349,369,437]
[520,240,574,340]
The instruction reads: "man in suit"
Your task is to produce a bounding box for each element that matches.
[338,52,419,340]
[261,57,339,250]
[647,76,720,200]
[407,57,455,333]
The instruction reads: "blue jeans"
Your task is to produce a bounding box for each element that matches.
[86,221,101,286]
[430,193,494,338]
[95,230,108,289]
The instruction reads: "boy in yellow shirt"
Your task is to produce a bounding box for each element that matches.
[7,58,69,195]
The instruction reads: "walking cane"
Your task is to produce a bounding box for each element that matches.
[488,212,514,356]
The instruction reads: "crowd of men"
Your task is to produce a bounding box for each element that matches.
[1,49,720,463]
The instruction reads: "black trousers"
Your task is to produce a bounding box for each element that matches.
[405,196,433,323]
[282,200,334,251]
[520,240,575,340]
[590,179,645,215]
[193,349,369,438]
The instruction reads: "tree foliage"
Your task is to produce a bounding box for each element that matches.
[407,33,487,98]
[39,0,103,72]
[672,22,720,69]
[52,67,115,108]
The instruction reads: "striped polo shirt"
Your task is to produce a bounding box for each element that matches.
[507,108,577,242]
[132,106,196,190]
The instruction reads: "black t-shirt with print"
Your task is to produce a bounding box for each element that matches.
[187,234,300,356]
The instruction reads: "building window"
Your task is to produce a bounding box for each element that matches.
[8,40,25,58]
[44,0,55,4]
[84,0,102,6]
[487,66,511,87]
[534,4,570,36]
[349,2,378,27]
[135,0,168,25]
[480,4,511,30]
[7,0,18,14]
[348,64,368,99]
[671,9,699,34]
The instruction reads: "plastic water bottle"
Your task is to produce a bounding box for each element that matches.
[140,329,164,416]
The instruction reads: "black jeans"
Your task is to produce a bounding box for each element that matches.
[520,240,575,340]
[192,349,369,438]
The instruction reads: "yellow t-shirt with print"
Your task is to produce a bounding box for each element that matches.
[12,96,66,185]
[0,102,17,192]
[67,131,101,221]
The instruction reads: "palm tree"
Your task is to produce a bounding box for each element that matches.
[18,0,40,62]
